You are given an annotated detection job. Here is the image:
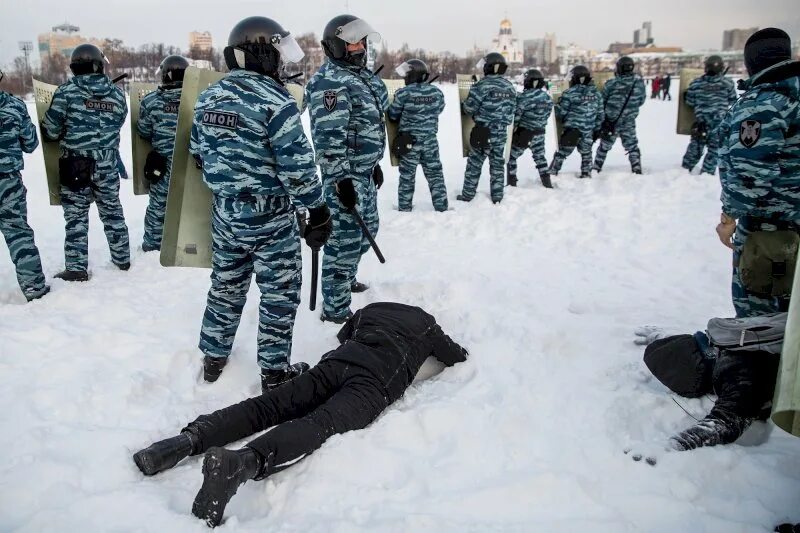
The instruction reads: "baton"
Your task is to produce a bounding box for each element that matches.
[351,207,385,264]
[373,65,384,76]
[427,75,440,84]
[309,248,319,311]
[112,73,128,84]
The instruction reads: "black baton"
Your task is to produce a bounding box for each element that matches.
[112,73,128,84]
[309,248,319,311]
[351,207,385,264]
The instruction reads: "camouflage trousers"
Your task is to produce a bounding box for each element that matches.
[731,219,793,318]
[322,173,379,319]
[60,157,130,272]
[398,134,448,212]
[0,173,47,300]
[508,134,548,182]
[550,132,594,175]
[682,123,721,174]
[142,167,171,250]
[199,194,302,371]
[593,120,641,172]
[462,135,507,203]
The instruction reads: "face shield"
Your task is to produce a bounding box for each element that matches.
[271,32,305,64]
[476,58,486,71]
[335,18,381,45]
[395,62,412,77]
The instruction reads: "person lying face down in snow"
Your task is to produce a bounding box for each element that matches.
[133,302,468,527]
[629,312,785,464]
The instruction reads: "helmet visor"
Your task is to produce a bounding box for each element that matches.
[476,58,486,70]
[272,33,305,64]
[395,61,412,77]
[336,18,381,45]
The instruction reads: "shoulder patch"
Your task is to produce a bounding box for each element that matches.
[202,110,239,130]
[323,90,338,112]
[739,120,761,148]
[85,99,116,112]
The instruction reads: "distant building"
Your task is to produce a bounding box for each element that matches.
[722,28,758,51]
[543,33,557,64]
[608,42,634,54]
[633,21,654,48]
[559,43,595,74]
[523,39,545,66]
[38,22,105,61]
[492,19,524,64]
[189,31,213,52]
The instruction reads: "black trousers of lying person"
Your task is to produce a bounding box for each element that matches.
[133,302,468,527]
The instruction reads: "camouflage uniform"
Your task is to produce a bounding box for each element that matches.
[460,75,516,202]
[550,84,604,176]
[190,69,324,371]
[137,86,181,250]
[0,91,47,300]
[593,74,646,172]
[305,59,388,319]
[682,74,738,174]
[717,60,800,317]
[387,82,447,211]
[507,87,552,183]
[41,74,130,272]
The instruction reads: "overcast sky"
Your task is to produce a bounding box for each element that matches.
[1,0,798,67]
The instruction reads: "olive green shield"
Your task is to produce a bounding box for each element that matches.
[772,250,800,438]
[593,71,615,91]
[550,79,570,141]
[130,82,159,195]
[676,68,703,135]
[383,79,405,167]
[457,73,513,162]
[32,78,61,206]
[160,67,225,269]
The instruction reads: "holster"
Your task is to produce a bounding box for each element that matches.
[144,150,169,183]
[511,127,536,149]
[58,154,95,192]
[469,125,491,150]
[738,219,800,298]
[559,127,582,149]
[391,132,415,157]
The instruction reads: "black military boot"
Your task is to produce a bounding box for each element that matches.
[115,262,131,271]
[142,243,159,253]
[455,194,471,202]
[133,430,200,476]
[261,362,310,393]
[26,285,50,302]
[320,310,353,324]
[579,172,592,179]
[539,173,553,189]
[351,280,369,293]
[192,446,264,527]
[631,164,642,175]
[507,171,518,187]
[54,270,90,282]
[203,356,228,383]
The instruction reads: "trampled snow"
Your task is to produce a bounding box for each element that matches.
[1,87,798,532]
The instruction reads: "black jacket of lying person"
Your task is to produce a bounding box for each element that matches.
[133,302,468,527]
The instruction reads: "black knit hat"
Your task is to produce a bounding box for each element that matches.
[744,28,792,76]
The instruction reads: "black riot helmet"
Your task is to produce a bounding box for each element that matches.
[395,59,429,85]
[159,55,189,87]
[569,65,592,86]
[224,16,305,78]
[480,52,508,76]
[523,69,546,89]
[744,28,792,76]
[615,56,635,76]
[321,14,380,69]
[704,55,725,76]
[70,44,107,76]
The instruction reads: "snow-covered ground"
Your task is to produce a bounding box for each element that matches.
[1,87,799,532]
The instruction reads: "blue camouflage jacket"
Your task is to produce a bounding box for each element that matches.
[190,69,323,207]
[305,59,389,184]
[137,86,181,159]
[556,84,605,134]
[386,82,445,138]
[718,60,800,222]
[685,74,738,126]
[0,91,39,174]
[41,74,127,162]
[463,75,516,133]
[513,88,552,132]
[601,74,646,124]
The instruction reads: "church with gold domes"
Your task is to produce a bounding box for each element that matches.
[492,18,524,64]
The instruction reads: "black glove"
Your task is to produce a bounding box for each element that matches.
[192,154,203,169]
[336,178,358,210]
[372,164,383,190]
[303,204,332,250]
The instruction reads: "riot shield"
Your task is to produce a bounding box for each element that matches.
[130,82,159,195]
[160,67,224,268]
[456,74,513,163]
[285,83,304,111]
[593,71,615,91]
[32,78,61,206]
[383,79,405,167]
[772,249,800,437]
[550,79,570,142]
[676,68,703,135]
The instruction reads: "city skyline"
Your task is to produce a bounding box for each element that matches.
[1,0,798,67]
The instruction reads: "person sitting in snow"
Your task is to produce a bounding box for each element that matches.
[133,302,468,527]
[627,312,785,465]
